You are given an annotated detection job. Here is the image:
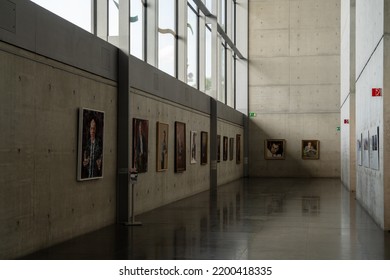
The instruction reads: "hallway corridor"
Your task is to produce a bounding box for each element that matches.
[21,178,390,260]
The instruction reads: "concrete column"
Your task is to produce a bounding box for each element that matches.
[116,0,130,223]
[210,98,218,197]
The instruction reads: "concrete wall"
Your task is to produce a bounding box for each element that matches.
[217,119,244,186]
[0,0,246,258]
[248,0,341,177]
[355,0,386,229]
[340,0,356,191]
[0,41,117,259]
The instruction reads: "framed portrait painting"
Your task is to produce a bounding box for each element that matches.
[201,131,208,165]
[77,108,104,181]
[357,133,362,166]
[236,134,241,164]
[229,137,234,161]
[157,122,169,171]
[302,140,319,160]
[363,130,369,168]
[133,118,149,173]
[190,131,197,164]
[223,136,228,161]
[370,126,379,170]
[264,139,285,160]
[175,121,186,172]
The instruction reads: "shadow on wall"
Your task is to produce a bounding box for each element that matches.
[248,120,325,178]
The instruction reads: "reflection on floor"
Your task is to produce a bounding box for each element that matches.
[21,178,390,260]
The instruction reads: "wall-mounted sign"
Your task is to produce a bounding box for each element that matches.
[249,112,257,118]
[344,119,349,124]
[372,88,382,97]
[336,127,341,131]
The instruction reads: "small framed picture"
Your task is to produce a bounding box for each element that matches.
[264,139,285,160]
[77,108,105,181]
[236,134,241,164]
[133,118,149,173]
[201,131,208,165]
[223,136,228,161]
[190,131,197,164]
[301,140,319,160]
[157,122,169,171]
[175,121,186,172]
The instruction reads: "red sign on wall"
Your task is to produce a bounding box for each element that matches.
[372,88,382,96]
[344,119,349,124]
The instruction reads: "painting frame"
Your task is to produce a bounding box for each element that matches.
[77,108,105,181]
[223,136,228,161]
[201,131,208,165]
[132,118,149,173]
[301,140,320,160]
[264,139,286,160]
[357,133,362,166]
[175,121,186,172]
[236,134,241,164]
[190,131,197,164]
[157,122,169,171]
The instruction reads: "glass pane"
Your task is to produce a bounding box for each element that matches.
[158,0,176,76]
[31,0,91,32]
[219,39,226,103]
[159,0,175,30]
[187,5,198,88]
[205,25,212,95]
[205,0,212,12]
[108,0,119,36]
[231,0,235,43]
[226,48,234,108]
[131,0,144,60]
[158,33,175,76]
[218,0,225,29]
[188,0,196,9]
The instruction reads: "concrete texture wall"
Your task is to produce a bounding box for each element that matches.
[128,92,244,215]
[340,0,356,192]
[130,89,211,214]
[217,120,244,186]
[0,42,117,259]
[128,54,245,216]
[248,0,341,177]
[355,0,385,229]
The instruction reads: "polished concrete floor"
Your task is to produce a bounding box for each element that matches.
[22,178,390,260]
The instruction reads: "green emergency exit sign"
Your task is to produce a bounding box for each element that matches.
[249,112,257,118]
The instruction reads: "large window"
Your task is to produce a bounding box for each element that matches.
[31,0,91,32]
[158,0,176,77]
[33,0,245,110]
[187,1,198,88]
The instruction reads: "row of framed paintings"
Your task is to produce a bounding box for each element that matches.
[134,118,242,173]
[357,127,379,170]
[264,139,320,160]
[76,109,242,181]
